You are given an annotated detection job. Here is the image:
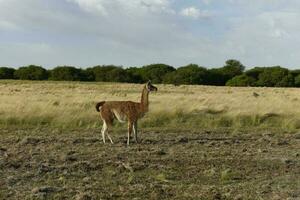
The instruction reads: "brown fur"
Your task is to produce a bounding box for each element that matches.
[96,81,157,145]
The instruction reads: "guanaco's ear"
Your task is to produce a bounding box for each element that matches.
[146,80,151,91]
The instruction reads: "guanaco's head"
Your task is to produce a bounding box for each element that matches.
[146,81,158,92]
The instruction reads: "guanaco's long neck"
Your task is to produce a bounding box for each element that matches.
[140,86,149,113]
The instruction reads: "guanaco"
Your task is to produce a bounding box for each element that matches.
[95,81,158,145]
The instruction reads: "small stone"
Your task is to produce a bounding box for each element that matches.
[31,187,40,194]
[294,133,300,139]
[253,92,259,97]
[82,177,91,182]
[177,137,189,143]
[32,186,58,194]
[276,140,289,146]
[282,159,293,165]
[208,141,216,147]
[156,149,166,155]
[65,155,77,162]
[0,147,7,151]
[234,194,243,200]
[75,192,92,200]
[20,137,41,145]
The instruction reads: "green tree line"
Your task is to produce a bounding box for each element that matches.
[1,59,300,87]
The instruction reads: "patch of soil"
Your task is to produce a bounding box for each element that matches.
[0,129,299,199]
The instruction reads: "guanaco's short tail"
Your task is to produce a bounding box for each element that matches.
[95,101,105,112]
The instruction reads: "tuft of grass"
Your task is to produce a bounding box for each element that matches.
[220,168,242,182]
[155,173,170,183]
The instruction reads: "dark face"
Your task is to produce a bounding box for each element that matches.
[146,81,158,92]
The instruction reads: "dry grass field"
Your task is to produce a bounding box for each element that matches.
[1,80,300,130]
[0,80,300,199]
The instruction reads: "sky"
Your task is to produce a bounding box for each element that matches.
[1,0,300,69]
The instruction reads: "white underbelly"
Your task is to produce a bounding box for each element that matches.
[112,110,127,123]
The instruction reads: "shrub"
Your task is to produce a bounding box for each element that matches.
[226,74,256,86]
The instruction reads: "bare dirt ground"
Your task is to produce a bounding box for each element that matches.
[0,128,299,200]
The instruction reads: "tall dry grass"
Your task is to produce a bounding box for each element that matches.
[1,80,300,130]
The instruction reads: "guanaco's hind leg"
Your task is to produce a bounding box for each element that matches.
[101,121,108,144]
[100,109,114,144]
[101,121,114,144]
[106,130,114,144]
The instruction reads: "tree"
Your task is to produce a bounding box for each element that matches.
[218,59,245,85]
[138,64,175,83]
[0,67,15,79]
[256,66,290,87]
[226,74,256,86]
[290,69,300,77]
[245,67,266,80]
[125,67,143,83]
[14,65,48,80]
[88,65,134,82]
[277,73,294,87]
[294,74,300,87]
[107,68,131,82]
[91,65,121,82]
[81,68,95,81]
[163,64,208,85]
[49,66,83,81]
[205,60,245,86]
[206,68,227,86]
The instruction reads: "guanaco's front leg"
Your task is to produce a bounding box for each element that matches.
[127,122,133,145]
[133,121,138,143]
